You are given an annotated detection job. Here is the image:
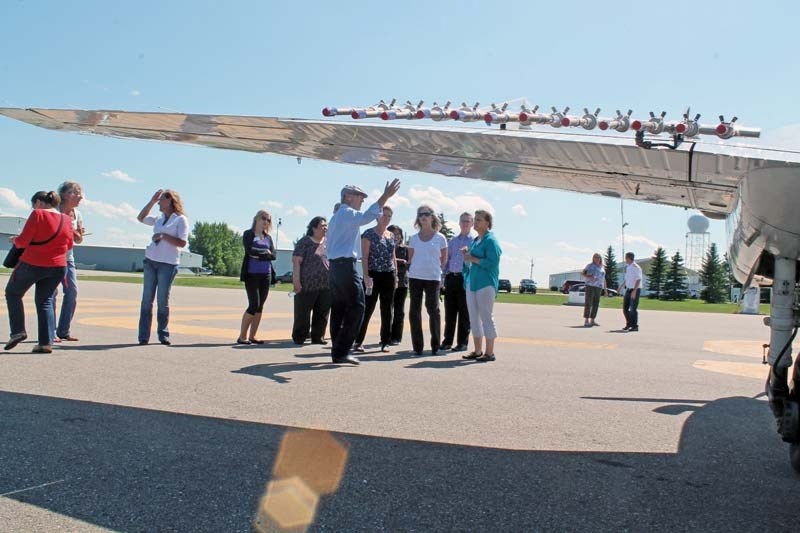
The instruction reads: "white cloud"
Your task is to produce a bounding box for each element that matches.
[499,240,520,250]
[130,89,141,97]
[617,233,661,251]
[287,205,309,216]
[0,187,29,210]
[263,200,283,209]
[408,186,494,218]
[511,204,527,217]
[105,227,152,247]
[102,170,137,183]
[555,241,594,255]
[227,224,244,235]
[600,216,609,222]
[81,198,139,219]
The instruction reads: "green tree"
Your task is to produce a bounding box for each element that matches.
[663,250,688,301]
[438,212,454,240]
[700,243,728,303]
[604,245,619,290]
[188,221,244,276]
[647,247,668,299]
[723,252,740,288]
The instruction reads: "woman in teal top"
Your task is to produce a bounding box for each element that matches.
[461,210,502,362]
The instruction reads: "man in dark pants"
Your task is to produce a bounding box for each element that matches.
[620,251,642,332]
[441,212,474,351]
[327,179,401,364]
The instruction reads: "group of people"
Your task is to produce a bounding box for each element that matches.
[4,179,507,364]
[227,180,505,365]
[579,251,642,331]
[4,185,189,352]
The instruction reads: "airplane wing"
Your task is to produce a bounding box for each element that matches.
[1,107,796,217]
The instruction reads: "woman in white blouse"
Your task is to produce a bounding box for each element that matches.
[136,189,189,346]
[407,204,448,355]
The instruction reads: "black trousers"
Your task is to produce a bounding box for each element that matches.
[391,286,408,342]
[355,271,395,345]
[442,273,470,346]
[243,275,270,315]
[623,289,640,328]
[292,288,332,343]
[409,278,441,353]
[329,260,365,358]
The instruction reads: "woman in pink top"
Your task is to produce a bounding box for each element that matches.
[4,191,74,353]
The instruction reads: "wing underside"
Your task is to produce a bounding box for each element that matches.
[1,107,791,216]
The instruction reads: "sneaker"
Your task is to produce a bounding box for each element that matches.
[628,326,639,332]
[4,332,27,351]
[440,344,452,351]
[352,344,365,353]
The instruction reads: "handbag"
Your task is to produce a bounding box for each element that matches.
[3,245,24,269]
[3,214,66,269]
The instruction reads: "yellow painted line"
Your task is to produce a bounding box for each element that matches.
[79,315,294,340]
[702,340,766,358]
[693,360,766,380]
[499,337,616,350]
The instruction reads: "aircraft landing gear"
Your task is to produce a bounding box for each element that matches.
[764,257,800,472]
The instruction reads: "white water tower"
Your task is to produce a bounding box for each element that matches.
[685,215,710,271]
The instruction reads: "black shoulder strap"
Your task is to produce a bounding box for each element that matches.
[30,213,66,246]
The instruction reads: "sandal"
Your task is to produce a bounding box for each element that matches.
[32,345,53,354]
[248,338,265,345]
[236,338,251,345]
[476,353,496,362]
[462,351,483,360]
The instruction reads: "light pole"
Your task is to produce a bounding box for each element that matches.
[275,217,283,250]
[529,259,535,279]
[620,198,628,258]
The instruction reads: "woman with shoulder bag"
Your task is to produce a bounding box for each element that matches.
[4,191,74,354]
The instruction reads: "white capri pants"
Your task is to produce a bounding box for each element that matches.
[466,286,497,339]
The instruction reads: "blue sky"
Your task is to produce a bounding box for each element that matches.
[1,0,798,284]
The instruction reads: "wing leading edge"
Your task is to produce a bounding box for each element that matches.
[2,107,796,216]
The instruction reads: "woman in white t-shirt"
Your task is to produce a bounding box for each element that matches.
[407,204,448,355]
[136,189,189,346]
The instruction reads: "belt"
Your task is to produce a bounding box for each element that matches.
[330,257,356,264]
[445,272,463,277]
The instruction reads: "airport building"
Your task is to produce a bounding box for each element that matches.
[0,215,203,272]
[548,257,701,296]
[0,215,299,275]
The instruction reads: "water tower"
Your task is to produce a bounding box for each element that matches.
[685,215,710,271]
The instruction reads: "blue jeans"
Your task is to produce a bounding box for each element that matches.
[623,289,640,328]
[139,258,178,342]
[55,261,78,338]
[5,261,66,346]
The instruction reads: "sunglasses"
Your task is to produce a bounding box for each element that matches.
[261,216,271,222]
[417,212,433,217]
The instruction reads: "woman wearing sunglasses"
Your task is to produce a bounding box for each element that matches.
[407,205,448,355]
[238,210,276,344]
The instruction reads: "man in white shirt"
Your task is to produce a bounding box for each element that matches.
[620,252,642,331]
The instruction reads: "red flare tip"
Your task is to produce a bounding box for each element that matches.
[631,120,643,130]
[560,117,571,127]
[415,110,426,119]
[716,124,728,135]
[322,107,333,117]
[675,123,687,133]
[518,112,529,123]
[380,112,390,120]
[350,111,360,119]
[598,121,609,131]
[449,110,460,120]
[484,113,494,123]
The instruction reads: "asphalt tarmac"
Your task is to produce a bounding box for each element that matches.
[0,278,796,532]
